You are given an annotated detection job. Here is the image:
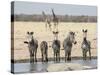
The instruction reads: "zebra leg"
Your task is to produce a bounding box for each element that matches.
[30,53,32,63]
[67,51,70,61]
[82,50,85,60]
[54,51,55,62]
[29,49,33,63]
[35,50,37,62]
[69,51,71,61]
[44,53,46,62]
[41,51,43,62]
[57,52,59,62]
[32,52,34,63]
[46,51,48,62]
[65,51,67,62]
[57,52,59,61]
[84,51,87,60]
[59,51,60,62]
[56,52,57,62]
[89,49,91,60]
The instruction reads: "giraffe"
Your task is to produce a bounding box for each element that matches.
[42,11,52,31]
[51,9,59,31]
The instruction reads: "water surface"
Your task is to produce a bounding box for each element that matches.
[13,59,97,73]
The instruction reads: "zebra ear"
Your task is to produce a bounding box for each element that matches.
[85,29,87,32]
[56,31,59,34]
[27,32,29,34]
[53,31,55,34]
[69,31,73,34]
[30,32,34,35]
[73,32,75,35]
[82,29,84,32]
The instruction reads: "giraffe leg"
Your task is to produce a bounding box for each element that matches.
[45,23,47,31]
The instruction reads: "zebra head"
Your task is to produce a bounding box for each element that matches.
[82,29,87,39]
[69,31,77,44]
[24,31,34,44]
[53,31,59,40]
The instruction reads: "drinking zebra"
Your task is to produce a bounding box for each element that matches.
[63,31,77,61]
[52,31,60,62]
[40,41,48,62]
[81,29,91,60]
[24,32,38,63]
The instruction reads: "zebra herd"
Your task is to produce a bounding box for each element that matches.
[24,9,91,63]
[24,29,91,63]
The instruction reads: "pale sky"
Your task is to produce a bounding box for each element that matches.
[13,1,97,16]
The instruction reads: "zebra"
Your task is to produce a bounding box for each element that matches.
[42,11,52,31]
[63,31,77,61]
[40,41,48,62]
[52,31,60,62]
[81,29,91,60]
[51,9,59,31]
[24,32,38,63]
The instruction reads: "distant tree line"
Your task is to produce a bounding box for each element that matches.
[11,14,97,22]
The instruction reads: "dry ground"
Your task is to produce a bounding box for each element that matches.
[12,22,97,60]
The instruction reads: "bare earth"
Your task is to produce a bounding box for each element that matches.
[12,22,97,60]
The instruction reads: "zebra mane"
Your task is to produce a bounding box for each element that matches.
[65,34,71,42]
[65,31,75,42]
